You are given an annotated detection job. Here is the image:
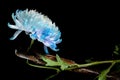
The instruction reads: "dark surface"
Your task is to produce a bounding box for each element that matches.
[0,0,119,80]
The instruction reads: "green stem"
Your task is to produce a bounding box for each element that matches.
[66,60,120,70]
[26,60,60,73]
[26,39,34,53]
[27,60,60,80]
[45,72,60,80]
[96,62,116,80]
[108,62,116,71]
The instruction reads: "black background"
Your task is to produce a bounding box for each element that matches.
[0,0,120,80]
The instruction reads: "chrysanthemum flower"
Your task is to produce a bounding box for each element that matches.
[8,9,62,54]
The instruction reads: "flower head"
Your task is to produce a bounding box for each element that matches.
[8,9,62,54]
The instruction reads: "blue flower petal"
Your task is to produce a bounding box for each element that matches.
[10,30,22,40]
[44,45,49,54]
[8,9,62,54]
